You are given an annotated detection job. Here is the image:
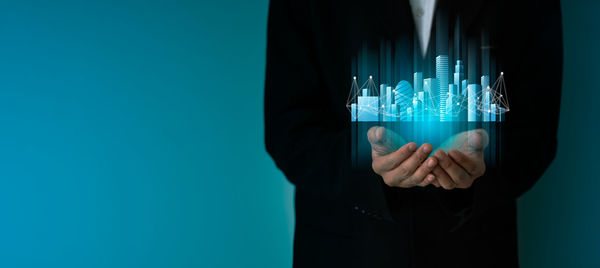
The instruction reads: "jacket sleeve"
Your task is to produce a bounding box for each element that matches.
[469,0,563,218]
[264,0,396,221]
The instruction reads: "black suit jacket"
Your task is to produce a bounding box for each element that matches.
[264,0,562,267]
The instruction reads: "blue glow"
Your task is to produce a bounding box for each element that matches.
[348,70,508,122]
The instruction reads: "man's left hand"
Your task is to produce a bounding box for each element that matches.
[429,129,489,189]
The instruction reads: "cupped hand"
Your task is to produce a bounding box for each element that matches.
[429,129,489,189]
[367,126,438,188]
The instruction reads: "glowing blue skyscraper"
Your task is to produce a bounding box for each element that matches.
[379,84,394,121]
[358,88,379,121]
[454,60,465,91]
[446,84,458,121]
[436,55,449,121]
[481,75,491,121]
[391,104,398,122]
[481,75,490,91]
[394,81,413,121]
[380,84,388,121]
[414,72,423,92]
[467,84,480,122]
[415,92,424,121]
[423,78,438,121]
[482,88,492,122]
[413,72,424,121]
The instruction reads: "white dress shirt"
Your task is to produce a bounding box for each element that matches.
[408,0,438,56]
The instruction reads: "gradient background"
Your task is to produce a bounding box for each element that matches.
[0,0,597,267]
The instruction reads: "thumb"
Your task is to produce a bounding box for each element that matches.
[367,126,403,156]
[467,129,489,152]
[367,126,406,155]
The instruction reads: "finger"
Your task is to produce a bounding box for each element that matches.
[431,179,441,187]
[401,156,438,187]
[418,174,436,187]
[372,142,417,173]
[396,143,434,177]
[448,149,485,177]
[434,150,471,188]
[431,166,456,190]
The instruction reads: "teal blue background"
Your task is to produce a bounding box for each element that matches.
[0,0,597,267]
[518,1,600,266]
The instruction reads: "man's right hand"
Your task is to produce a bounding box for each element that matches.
[367,126,438,188]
